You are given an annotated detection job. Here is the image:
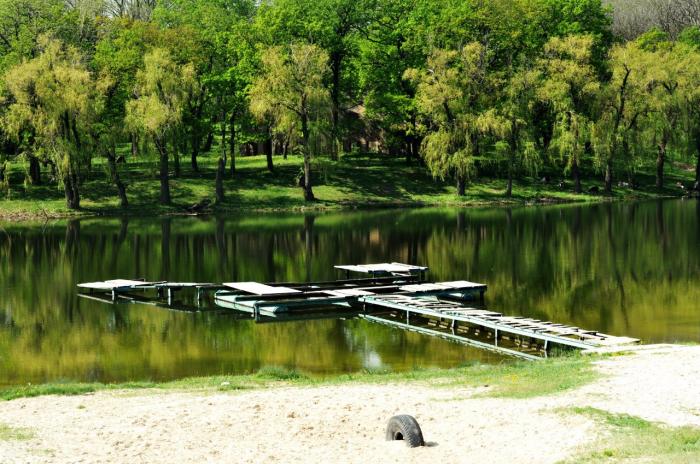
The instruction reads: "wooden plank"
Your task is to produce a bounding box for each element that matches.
[334,263,428,274]
[332,288,375,296]
[400,283,452,292]
[439,280,487,289]
[222,282,302,295]
[155,282,212,288]
[77,279,151,290]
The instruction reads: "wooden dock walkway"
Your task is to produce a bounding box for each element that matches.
[358,294,639,356]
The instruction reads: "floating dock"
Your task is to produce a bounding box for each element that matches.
[77,262,639,359]
[213,279,487,316]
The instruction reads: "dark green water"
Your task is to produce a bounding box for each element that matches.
[1,199,699,386]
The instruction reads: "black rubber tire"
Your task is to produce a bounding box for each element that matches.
[385,415,425,448]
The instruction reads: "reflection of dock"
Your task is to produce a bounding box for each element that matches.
[77,262,639,359]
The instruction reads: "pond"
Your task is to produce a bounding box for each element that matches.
[1,199,699,386]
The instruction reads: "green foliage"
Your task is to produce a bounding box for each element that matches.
[126,48,195,143]
[407,45,488,185]
[636,27,671,51]
[678,26,700,49]
[538,35,600,186]
[0,0,699,209]
[1,35,100,208]
[249,44,331,138]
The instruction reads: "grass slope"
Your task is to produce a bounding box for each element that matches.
[0,152,695,219]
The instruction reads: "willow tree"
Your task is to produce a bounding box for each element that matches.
[249,44,330,201]
[491,67,541,198]
[406,44,488,196]
[639,41,686,190]
[126,48,195,205]
[2,36,96,209]
[675,29,700,187]
[592,42,647,193]
[538,35,600,193]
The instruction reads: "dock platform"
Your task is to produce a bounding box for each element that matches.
[76,262,639,359]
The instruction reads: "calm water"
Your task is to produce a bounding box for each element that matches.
[1,199,699,386]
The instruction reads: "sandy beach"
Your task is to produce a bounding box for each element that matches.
[2,345,700,464]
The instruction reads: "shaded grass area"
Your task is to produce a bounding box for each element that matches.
[0,151,695,219]
[564,407,700,463]
[0,423,35,441]
[0,356,595,402]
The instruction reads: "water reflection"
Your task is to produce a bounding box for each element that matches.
[0,199,698,385]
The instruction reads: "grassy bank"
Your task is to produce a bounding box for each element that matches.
[566,408,700,463]
[0,152,696,220]
[0,356,595,402]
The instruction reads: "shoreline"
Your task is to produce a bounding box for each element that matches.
[0,190,688,223]
[2,346,699,463]
[0,355,595,402]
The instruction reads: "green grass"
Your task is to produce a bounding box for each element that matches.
[564,407,700,463]
[0,150,695,220]
[0,356,596,402]
[0,423,35,441]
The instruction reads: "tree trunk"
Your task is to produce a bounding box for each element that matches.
[229,112,236,177]
[330,51,341,161]
[64,172,80,210]
[28,155,41,185]
[0,162,5,183]
[695,136,700,186]
[572,158,582,193]
[506,148,514,198]
[506,169,513,198]
[215,157,225,204]
[173,150,180,178]
[604,157,613,194]
[456,175,466,196]
[220,113,227,166]
[656,139,666,191]
[411,137,420,161]
[107,143,128,209]
[265,136,274,173]
[190,134,200,172]
[156,137,171,205]
[170,133,181,178]
[131,134,139,158]
[301,113,315,202]
[203,131,214,152]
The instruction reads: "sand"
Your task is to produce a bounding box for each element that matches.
[1,344,700,464]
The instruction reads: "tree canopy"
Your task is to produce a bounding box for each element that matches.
[1,0,699,210]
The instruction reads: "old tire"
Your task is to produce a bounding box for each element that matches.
[385,415,424,448]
